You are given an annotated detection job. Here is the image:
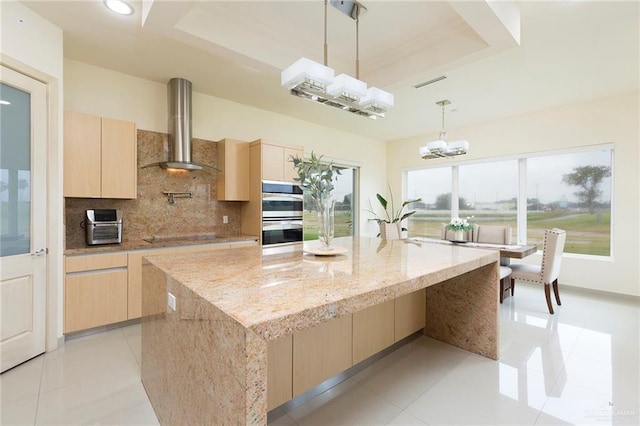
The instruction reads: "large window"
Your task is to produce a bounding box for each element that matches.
[406,167,452,238]
[304,165,357,241]
[526,149,611,256]
[405,147,613,257]
[459,160,518,241]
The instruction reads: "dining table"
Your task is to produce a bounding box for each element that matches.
[410,237,538,301]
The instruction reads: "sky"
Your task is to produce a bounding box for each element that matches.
[407,148,612,205]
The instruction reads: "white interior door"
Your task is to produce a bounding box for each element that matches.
[0,65,48,373]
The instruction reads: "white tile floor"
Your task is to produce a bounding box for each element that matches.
[2,282,638,425]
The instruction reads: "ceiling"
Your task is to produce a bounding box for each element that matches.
[21,0,640,142]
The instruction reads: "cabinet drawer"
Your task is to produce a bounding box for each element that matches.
[65,252,128,273]
[64,269,128,333]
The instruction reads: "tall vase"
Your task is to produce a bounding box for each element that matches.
[380,222,402,240]
[316,193,335,249]
[454,230,464,241]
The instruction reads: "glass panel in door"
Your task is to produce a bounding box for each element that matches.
[0,82,31,257]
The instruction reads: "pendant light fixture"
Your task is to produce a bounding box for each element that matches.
[281,0,393,119]
[420,100,469,159]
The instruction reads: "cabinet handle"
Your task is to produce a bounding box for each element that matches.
[32,248,48,256]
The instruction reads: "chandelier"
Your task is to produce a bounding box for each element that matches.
[420,100,469,159]
[280,0,393,120]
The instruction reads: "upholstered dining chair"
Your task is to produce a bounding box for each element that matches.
[509,228,567,314]
[472,224,513,245]
[472,224,513,303]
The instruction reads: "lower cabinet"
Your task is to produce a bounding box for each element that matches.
[267,289,427,410]
[353,300,395,364]
[292,315,353,397]
[65,241,258,334]
[267,335,293,410]
[394,289,426,342]
[126,251,149,320]
[64,253,128,333]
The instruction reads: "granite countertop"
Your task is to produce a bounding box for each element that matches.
[143,236,499,341]
[65,234,259,255]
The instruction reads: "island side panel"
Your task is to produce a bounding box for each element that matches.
[424,262,499,360]
[141,262,268,425]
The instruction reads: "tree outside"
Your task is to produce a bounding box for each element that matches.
[561,165,611,214]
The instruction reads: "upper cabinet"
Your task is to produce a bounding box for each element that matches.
[217,138,250,201]
[241,140,304,238]
[64,111,137,199]
[253,140,303,182]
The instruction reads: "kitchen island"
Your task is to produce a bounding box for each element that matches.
[141,237,500,425]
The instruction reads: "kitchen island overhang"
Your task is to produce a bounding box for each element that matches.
[141,237,500,425]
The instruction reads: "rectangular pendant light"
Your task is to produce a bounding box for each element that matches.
[326,73,367,101]
[281,57,335,90]
[359,87,394,111]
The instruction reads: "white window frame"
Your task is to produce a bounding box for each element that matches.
[403,143,614,258]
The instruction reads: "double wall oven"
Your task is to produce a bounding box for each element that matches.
[262,181,304,246]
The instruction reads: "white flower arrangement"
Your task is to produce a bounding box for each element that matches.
[446,217,473,232]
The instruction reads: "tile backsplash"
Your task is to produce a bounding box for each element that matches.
[65,130,244,248]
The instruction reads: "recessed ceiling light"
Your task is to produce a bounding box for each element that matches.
[104,0,134,16]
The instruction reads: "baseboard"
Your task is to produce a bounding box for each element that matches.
[64,318,142,341]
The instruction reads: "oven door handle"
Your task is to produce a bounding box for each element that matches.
[262,193,304,201]
[263,216,303,222]
[262,221,303,230]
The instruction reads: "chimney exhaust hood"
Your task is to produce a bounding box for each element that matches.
[144,78,219,172]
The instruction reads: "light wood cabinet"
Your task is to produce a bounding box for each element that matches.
[63,111,101,197]
[126,251,148,320]
[267,335,293,410]
[217,139,250,201]
[64,253,128,333]
[101,117,137,198]
[64,111,137,199]
[241,140,303,239]
[394,289,426,342]
[293,314,352,397]
[65,252,128,273]
[353,300,395,364]
[251,139,303,183]
[261,290,426,408]
[261,143,285,182]
[66,241,258,332]
[283,147,303,182]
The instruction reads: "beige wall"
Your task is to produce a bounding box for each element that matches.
[1,0,65,347]
[387,91,640,297]
[64,59,387,238]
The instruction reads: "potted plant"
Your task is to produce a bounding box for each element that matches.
[367,186,421,240]
[446,217,473,241]
[290,151,340,249]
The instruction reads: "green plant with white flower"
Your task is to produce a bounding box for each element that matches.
[446,217,473,232]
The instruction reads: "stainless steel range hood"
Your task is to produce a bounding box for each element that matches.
[145,78,218,172]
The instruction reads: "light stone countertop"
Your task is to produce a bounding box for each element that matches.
[143,236,499,341]
[64,234,259,255]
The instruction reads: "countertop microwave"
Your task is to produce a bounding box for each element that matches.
[85,209,123,245]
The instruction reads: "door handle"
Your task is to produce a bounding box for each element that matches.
[32,248,48,256]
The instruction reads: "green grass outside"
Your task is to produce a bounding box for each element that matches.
[303,211,352,241]
[407,210,611,256]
